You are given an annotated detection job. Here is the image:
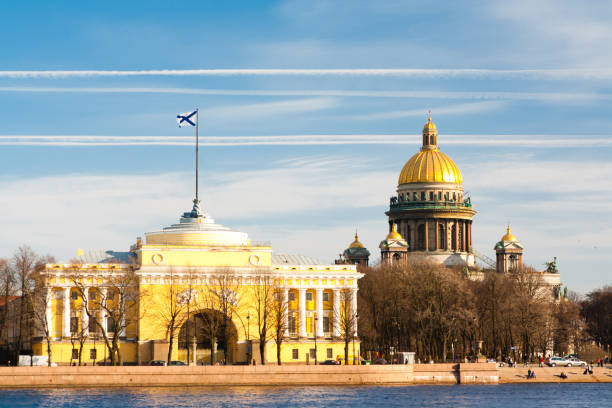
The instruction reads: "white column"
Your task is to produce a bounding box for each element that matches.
[119,294,126,337]
[100,287,107,336]
[283,289,289,337]
[45,287,53,337]
[315,288,323,337]
[62,287,71,338]
[332,289,340,338]
[351,288,358,337]
[81,287,89,337]
[298,288,307,338]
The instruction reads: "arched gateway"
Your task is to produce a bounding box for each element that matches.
[177,310,238,365]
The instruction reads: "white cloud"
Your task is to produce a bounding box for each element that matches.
[0,87,607,103]
[199,97,338,120]
[0,134,610,147]
[354,101,506,120]
[0,68,610,79]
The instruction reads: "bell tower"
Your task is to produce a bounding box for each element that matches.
[494,225,524,273]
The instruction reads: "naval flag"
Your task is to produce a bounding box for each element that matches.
[177,110,198,127]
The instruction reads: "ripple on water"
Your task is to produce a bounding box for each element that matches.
[0,383,610,408]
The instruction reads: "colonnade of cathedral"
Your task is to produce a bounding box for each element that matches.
[392,218,473,252]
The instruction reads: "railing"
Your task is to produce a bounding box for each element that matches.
[388,198,473,211]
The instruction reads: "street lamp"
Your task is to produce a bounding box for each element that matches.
[314,316,318,365]
[246,312,251,364]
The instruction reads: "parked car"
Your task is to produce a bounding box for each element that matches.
[320,359,339,365]
[566,357,587,367]
[546,356,570,367]
[371,358,387,365]
[149,360,167,366]
[169,360,186,366]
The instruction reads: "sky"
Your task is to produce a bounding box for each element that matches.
[0,0,610,293]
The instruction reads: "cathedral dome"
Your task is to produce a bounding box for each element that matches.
[349,232,364,249]
[500,225,518,242]
[398,115,463,185]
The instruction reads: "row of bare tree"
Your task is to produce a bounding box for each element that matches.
[358,261,606,363]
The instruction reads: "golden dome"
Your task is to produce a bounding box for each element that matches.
[398,149,462,184]
[386,223,403,240]
[349,232,364,249]
[501,225,518,242]
[398,115,462,185]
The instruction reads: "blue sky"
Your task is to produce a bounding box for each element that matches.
[0,0,610,293]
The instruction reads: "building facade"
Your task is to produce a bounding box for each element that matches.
[33,200,362,365]
[383,115,476,266]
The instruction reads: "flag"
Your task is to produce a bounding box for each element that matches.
[177,110,198,127]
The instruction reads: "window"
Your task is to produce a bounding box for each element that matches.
[70,316,79,333]
[438,191,442,200]
[444,192,449,201]
[453,192,457,201]
[289,315,297,334]
[323,316,330,332]
[71,291,78,300]
[107,316,115,333]
[90,349,97,360]
[306,292,313,301]
[421,192,426,200]
[71,349,79,360]
[90,292,97,301]
[413,192,418,201]
[309,348,316,359]
[322,292,329,302]
[288,292,295,302]
[292,349,299,359]
[327,348,333,359]
[429,191,434,201]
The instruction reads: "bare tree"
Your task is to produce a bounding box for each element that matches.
[335,288,358,365]
[250,271,274,364]
[210,269,242,364]
[0,258,15,348]
[29,267,55,366]
[156,268,190,365]
[195,285,222,365]
[11,246,39,358]
[69,265,140,365]
[271,284,288,365]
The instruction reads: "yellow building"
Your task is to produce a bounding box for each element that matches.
[36,199,362,365]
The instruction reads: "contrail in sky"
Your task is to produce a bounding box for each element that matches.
[0,69,610,80]
[0,135,609,147]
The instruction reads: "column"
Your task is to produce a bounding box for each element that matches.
[469,221,473,251]
[454,219,459,252]
[283,289,289,337]
[351,288,358,337]
[315,288,323,338]
[62,287,71,338]
[81,287,89,337]
[100,287,107,336]
[424,218,429,251]
[434,219,439,251]
[298,288,307,338]
[46,287,53,337]
[332,289,340,337]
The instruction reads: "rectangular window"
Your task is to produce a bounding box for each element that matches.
[309,348,316,359]
[327,348,333,359]
[306,292,313,301]
[71,291,78,300]
[288,292,295,302]
[90,349,97,360]
[292,349,299,359]
[421,192,426,200]
[322,292,329,302]
[429,191,434,201]
[71,349,79,360]
[438,191,442,200]
[70,316,79,333]
[413,192,418,201]
[323,316,330,332]
[90,292,97,301]
[289,315,296,334]
[107,316,115,333]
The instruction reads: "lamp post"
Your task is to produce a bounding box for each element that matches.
[246,312,251,364]
[314,316,318,365]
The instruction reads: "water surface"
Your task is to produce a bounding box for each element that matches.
[0,384,609,407]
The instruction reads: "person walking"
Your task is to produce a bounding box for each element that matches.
[539,356,543,367]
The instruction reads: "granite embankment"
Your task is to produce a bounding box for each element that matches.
[0,364,609,387]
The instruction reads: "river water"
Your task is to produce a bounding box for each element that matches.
[0,384,610,407]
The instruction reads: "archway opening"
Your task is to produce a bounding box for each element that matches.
[178,309,238,365]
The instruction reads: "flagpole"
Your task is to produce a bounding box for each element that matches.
[196,108,199,203]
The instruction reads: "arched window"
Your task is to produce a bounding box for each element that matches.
[393,253,401,264]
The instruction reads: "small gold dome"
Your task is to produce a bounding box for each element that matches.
[386,224,403,240]
[501,225,518,242]
[398,115,463,185]
[349,232,364,249]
